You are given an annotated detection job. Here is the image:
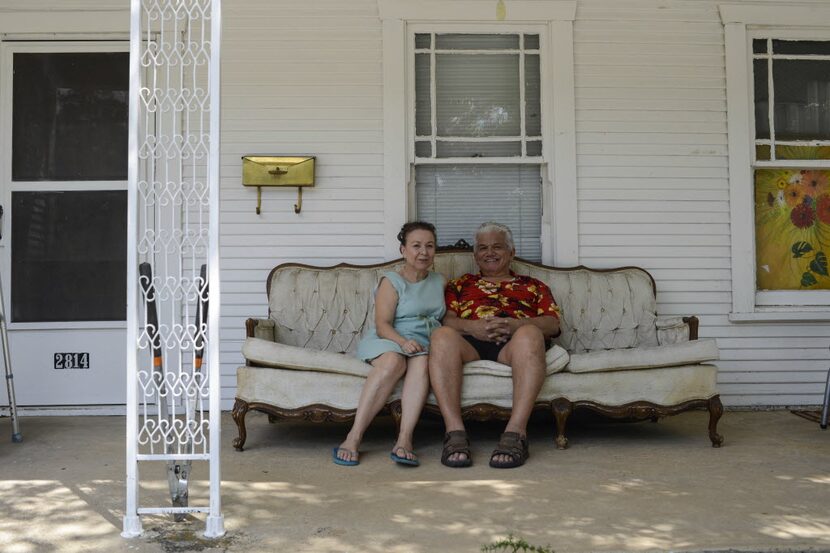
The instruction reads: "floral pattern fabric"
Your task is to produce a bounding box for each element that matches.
[445,272,560,321]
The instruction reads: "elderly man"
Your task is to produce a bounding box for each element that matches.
[429,222,560,468]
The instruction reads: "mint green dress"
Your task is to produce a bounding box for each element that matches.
[355,271,446,362]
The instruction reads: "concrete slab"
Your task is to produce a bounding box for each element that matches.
[0,410,829,552]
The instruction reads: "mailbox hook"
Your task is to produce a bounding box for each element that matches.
[294,187,303,214]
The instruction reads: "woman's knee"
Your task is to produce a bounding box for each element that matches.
[373,352,407,378]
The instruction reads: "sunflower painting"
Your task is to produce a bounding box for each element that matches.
[755,168,830,290]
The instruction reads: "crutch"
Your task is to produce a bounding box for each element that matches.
[139,262,189,520]
[821,361,829,430]
[0,269,21,443]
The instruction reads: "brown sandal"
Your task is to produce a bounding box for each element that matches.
[489,432,529,469]
[441,430,472,468]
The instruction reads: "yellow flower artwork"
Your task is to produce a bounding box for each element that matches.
[755,169,830,290]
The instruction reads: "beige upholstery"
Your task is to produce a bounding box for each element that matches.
[566,339,719,374]
[243,336,570,378]
[266,253,661,356]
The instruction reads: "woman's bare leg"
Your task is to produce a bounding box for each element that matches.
[392,355,429,461]
[337,352,406,462]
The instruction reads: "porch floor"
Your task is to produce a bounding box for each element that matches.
[1,409,829,553]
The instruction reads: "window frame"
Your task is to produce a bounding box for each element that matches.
[378,0,577,265]
[721,3,830,321]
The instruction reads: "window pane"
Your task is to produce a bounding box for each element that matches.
[12,191,127,322]
[754,169,830,290]
[436,54,520,137]
[753,39,768,54]
[775,145,830,160]
[415,141,432,157]
[754,59,770,139]
[415,54,432,136]
[524,34,540,50]
[415,33,431,49]
[755,144,771,161]
[526,141,542,156]
[12,52,128,181]
[772,40,830,56]
[416,164,542,260]
[525,54,542,136]
[435,34,519,50]
[772,59,830,140]
[436,141,521,158]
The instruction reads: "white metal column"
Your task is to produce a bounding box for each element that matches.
[123,0,223,538]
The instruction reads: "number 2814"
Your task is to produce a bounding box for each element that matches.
[54,352,90,370]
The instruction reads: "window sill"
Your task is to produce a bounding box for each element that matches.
[729,310,830,323]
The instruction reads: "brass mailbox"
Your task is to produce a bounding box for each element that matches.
[242,155,315,214]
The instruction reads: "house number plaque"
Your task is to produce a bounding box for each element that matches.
[54,352,90,370]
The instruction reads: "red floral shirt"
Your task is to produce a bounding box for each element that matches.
[445,272,560,321]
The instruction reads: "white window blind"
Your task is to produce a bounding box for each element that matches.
[416,165,542,260]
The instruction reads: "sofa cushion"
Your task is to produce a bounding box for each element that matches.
[463,344,569,377]
[566,339,719,374]
[243,338,373,378]
[243,337,569,378]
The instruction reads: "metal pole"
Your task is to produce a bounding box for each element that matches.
[122,0,142,538]
[0,272,21,443]
[204,0,225,538]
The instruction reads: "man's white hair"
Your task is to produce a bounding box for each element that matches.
[474,221,515,252]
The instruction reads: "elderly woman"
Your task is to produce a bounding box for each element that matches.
[333,221,445,466]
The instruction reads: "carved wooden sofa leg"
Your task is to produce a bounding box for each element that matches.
[388,400,402,435]
[232,398,249,451]
[707,395,724,448]
[552,398,573,450]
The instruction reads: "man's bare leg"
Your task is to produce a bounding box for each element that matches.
[428,326,479,463]
[492,325,547,465]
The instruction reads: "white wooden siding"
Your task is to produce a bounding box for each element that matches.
[218,0,385,406]
[2,0,828,408]
[574,0,830,406]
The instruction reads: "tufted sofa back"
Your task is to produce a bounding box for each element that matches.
[267,251,659,354]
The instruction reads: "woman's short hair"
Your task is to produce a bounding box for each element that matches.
[474,222,515,252]
[397,221,437,246]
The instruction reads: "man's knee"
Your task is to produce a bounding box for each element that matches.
[511,324,545,350]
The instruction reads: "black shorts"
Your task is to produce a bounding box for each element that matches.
[463,335,506,362]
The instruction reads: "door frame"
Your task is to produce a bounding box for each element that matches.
[0,40,130,332]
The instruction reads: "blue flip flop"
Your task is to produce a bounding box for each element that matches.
[332,447,359,466]
[390,446,420,467]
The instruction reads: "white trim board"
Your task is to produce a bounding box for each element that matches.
[379,0,576,22]
[0,11,128,34]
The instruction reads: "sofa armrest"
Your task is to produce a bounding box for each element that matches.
[656,316,699,345]
[245,318,276,341]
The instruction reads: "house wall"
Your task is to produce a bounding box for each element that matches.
[1,0,828,408]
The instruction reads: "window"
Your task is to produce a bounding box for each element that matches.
[378,0,577,265]
[8,48,128,323]
[412,32,544,260]
[751,39,830,293]
[721,3,830,319]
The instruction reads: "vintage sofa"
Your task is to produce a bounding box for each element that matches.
[232,251,723,451]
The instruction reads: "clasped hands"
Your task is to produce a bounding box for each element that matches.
[468,316,515,345]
